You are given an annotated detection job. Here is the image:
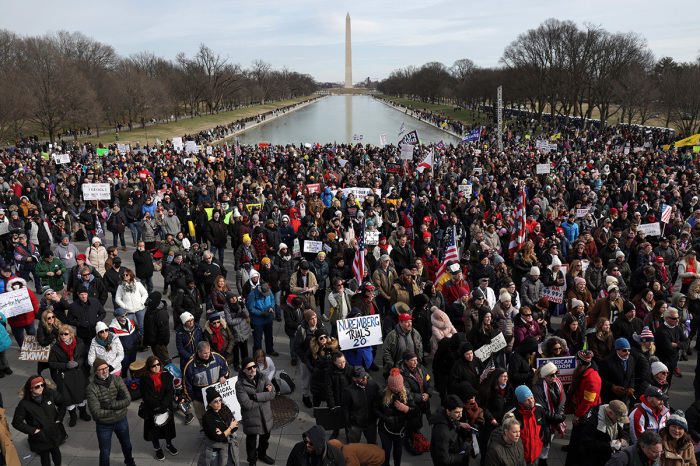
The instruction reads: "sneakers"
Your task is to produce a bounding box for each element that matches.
[302,396,312,408]
[165,444,179,456]
[674,368,683,378]
[268,351,280,357]
[122,246,128,251]
[321,314,329,322]
[155,448,165,461]
[259,454,275,465]
[184,412,195,425]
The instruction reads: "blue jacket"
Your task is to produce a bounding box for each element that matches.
[561,220,579,243]
[279,224,296,245]
[0,313,12,352]
[176,323,204,369]
[247,288,275,326]
[183,352,229,403]
[321,188,333,208]
[141,203,156,217]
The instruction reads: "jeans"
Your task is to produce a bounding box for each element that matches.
[379,425,404,466]
[19,266,42,291]
[273,291,282,319]
[289,337,297,360]
[245,432,270,463]
[252,321,274,353]
[11,321,36,347]
[95,417,135,466]
[0,350,8,370]
[140,276,154,295]
[112,231,126,247]
[131,309,146,336]
[128,222,142,243]
[209,244,225,262]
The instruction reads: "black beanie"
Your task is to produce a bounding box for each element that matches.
[241,357,255,371]
[205,386,221,404]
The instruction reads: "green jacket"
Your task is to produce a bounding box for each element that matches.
[35,257,66,291]
[382,326,423,378]
[86,374,131,424]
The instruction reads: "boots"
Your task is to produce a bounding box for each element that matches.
[68,409,78,427]
[78,405,92,422]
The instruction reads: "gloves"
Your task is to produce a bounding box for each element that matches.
[66,361,78,369]
[611,385,626,397]
[248,393,257,401]
[552,414,566,424]
[100,402,111,410]
[116,390,127,401]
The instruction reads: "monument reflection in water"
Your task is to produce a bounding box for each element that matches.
[235,95,462,146]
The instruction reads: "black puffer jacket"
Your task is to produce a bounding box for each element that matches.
[508,336,538,388]
[66,297,106,343]
[287,424,345,466]
[309,340,338,400]
[143,293,170,347]
[449,343,484,395]
[429,407,468,465]
[374,387,415,434]
[325,362,354,408]
[341,378,380,429]
[11,388,67,453]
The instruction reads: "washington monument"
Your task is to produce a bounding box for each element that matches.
[345,12,352,88]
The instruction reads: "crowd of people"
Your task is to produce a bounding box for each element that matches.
[0,106,698,466]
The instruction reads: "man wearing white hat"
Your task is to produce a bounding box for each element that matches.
[521,266,543,309]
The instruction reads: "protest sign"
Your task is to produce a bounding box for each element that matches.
[303,240,323,254]
[185,141,197,154]
[202,377,241,420]
[206,146,213,155]
[292,238,301,258]
[338,159,348,167]
[576,208,591,217]
[474,168,483,175]
[400,144,414,160]
[379,134,388,146]
[82,183,111,201]
[637,222,661,236]
[474,333,507,361]
[337,315,383,350]
[117,144,129,154]
[542,286,565,304]
[366,231,379,246]
[0,288,34,318]
[307,183,321,194]
[19,335,50,362]
[400,131,419,146]
[58,153,71,164]
[536,163,551,174]
[386,162,401,173]
[345,187,381,203]
[536,356,577,384]
[458,184,473,195]
[172,137,183,152]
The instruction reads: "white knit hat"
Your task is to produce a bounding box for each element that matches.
[571,299,584,309]
[500,292,512,301]
[550,257,562,267]
[651,361,668,375]
[180,312,194,324]
[95,321,108,334]
[530,266,540,275]
[539,362,557,377]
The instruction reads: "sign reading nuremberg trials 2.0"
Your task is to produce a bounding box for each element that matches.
[19,335,50,362]
[337,315,383,350]
[82,183,111,201]
[202,377,241,420]
[0,288,34,318]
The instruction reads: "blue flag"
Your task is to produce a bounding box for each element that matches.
[461,128,481,144]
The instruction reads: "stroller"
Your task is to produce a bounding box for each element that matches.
[165,363,195,425]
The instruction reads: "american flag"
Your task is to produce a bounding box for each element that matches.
[352,218,366,285]
[479,359,496,383]
[508,188,527,258]
[661,204,672,224]
[435,225,459,284]
[234,139,242,158]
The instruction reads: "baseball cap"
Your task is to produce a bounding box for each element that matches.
[644,386,669,402]
[608,400,630,424]
[398,313,413,322]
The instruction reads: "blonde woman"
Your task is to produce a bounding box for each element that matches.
[375,368,414,466]
[36,309,61,375]
[115,268,148,337]
[513,241,537,286]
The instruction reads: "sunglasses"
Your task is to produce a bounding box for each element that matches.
[521,313,532,317]
[669,317,679,321]
[32,383,45,389]
[150,363,161,368]
[619,349,631,353]
[211,398,222,404]
[60,332,70,336]
[318,336,327,340]
[47,316,54,320]
[244,366,256,371]
[81,274,91,277]
[552,346,562,351]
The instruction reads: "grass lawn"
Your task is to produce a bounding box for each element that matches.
[74,95,317,146]
[377,95,487,126]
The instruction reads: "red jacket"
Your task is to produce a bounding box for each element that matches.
[6,278,40,328]
[573,366,602,417]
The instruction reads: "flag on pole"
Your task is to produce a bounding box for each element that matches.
[480,359,496,383]
[234,139,242,157]
[661,204,672,224]
[435,225,459,285]
[550,132,561,141]
[417,150,433,173]
[398,122,406,137]
[508,189,527,258]
[675,133,700,147]
[436,140,445,150]
[353,218,366,285]
[461,127,481,144]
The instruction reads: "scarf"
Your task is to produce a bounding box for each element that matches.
[407,365,424,393]
[543,378,566,437]
[149,371,163,393]
[210,323,225,352]
[463,399,480,424]
[122,281,136,293]
[60,337,76,361]
[97,333,113,352]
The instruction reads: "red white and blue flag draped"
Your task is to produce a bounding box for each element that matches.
[234,138,242,158]
[661,204,672,224]
[353,218,366,285]
[436,140,445,150]
[508,189,527,258]
[435,225,459,284]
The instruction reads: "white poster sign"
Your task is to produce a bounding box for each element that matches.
[536,163,551,174]
[201,377,241,420]
[474,333,507,361]
[365,231,379,246]
[0,288,34,319]
[338,159,348,167]
[400,145,414,160]
[303,240,323,253]
[345,187,381,202]
[458,184,473,195]
[379,134,388,146]
[172,137,183,152]
[576,208,591,218]
[82,183,111,201]
[337,315,383,350]
[637,222,661,236]
[117,144,129,154]
[206,146,213,155]
[185,141,197,154]
[58,153,71,164]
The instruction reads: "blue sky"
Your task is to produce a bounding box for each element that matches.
[4,0,698,83]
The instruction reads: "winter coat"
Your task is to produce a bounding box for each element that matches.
[429,408,468,465]
[0,314,12,352]
[175,324,203,370]
[482,426,526,466]
[48,338,88,405]
[449,345,485,395]
[342,378,380,429]
[629,395,670,444]
[133,248,155,280]
[587,331,615,363]
[11,388,66,453]
[143,299,170,348]
[115,281,148,314]
[199,407,240,466]
[247,287,275,326]
[589,294,624,324]
[172,287,203,329]
[107,210,128,234]
[222,301,251,343]
[183,352,229,404]
[579,404,630,464]
[520,275,543,309]
[508,338,538,388]
[207,219,228,247]
[310,258,330,291]
[6,279,39,328]
[290,270,319,311]
[35,257,66,291]
[140,218,157,242]
[325,363,354,408]
[327,439,383,466]
[66,297,106,343]
[398,360,434,429]
[660,434,696,466]
[374,389,415,434]
[513,314,542,348]
[372,266,398,301]
[287,425,346,466]
[382,326,423,377]
[139,370,176,442]
[283,302,305,338]
[71,274,108,305]
[235,371,275,435]
[599,351,638,404]
[293,320,319,367]
[109,317,139,354]
[87,335,124,375]
[309,339,339,399]
[86,374,131,424]
[203,320,235,364]
[655,323,689,368]
[430,309,457,355]
[85,245,108,277]
[53,242,80,270]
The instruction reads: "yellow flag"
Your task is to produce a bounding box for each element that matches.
[675,134,700,147]
[550,132,561,141]
[662,145,671,151]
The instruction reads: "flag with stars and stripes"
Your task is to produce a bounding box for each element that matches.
[509,188,527,258]
[353,218,366,285]
[661,204,672,224]
[435,225,459,284]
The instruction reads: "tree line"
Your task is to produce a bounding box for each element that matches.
[377,18,700,135]
[0,30,318,144]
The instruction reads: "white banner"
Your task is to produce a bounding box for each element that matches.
[82,183,111,200]
[536,163,551,174]
[337,315,383,350]
[185,141,197,154]
[0,288,34,318]
[637,222,661,236]
[344,187,381,202]
[536,356,577,384]
[58,153,71,164]
[172,137,183,152]
[458,184,473,195]
[379,134,388,146]
[201,377,241,420]
[365,231,379,246]
[400,145,414,160]
[576,208,592,218]
[303,240,323,253]
[117,143,129,154]
[474,333,507,362]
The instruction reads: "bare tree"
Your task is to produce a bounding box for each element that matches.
[250,59,273,104]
